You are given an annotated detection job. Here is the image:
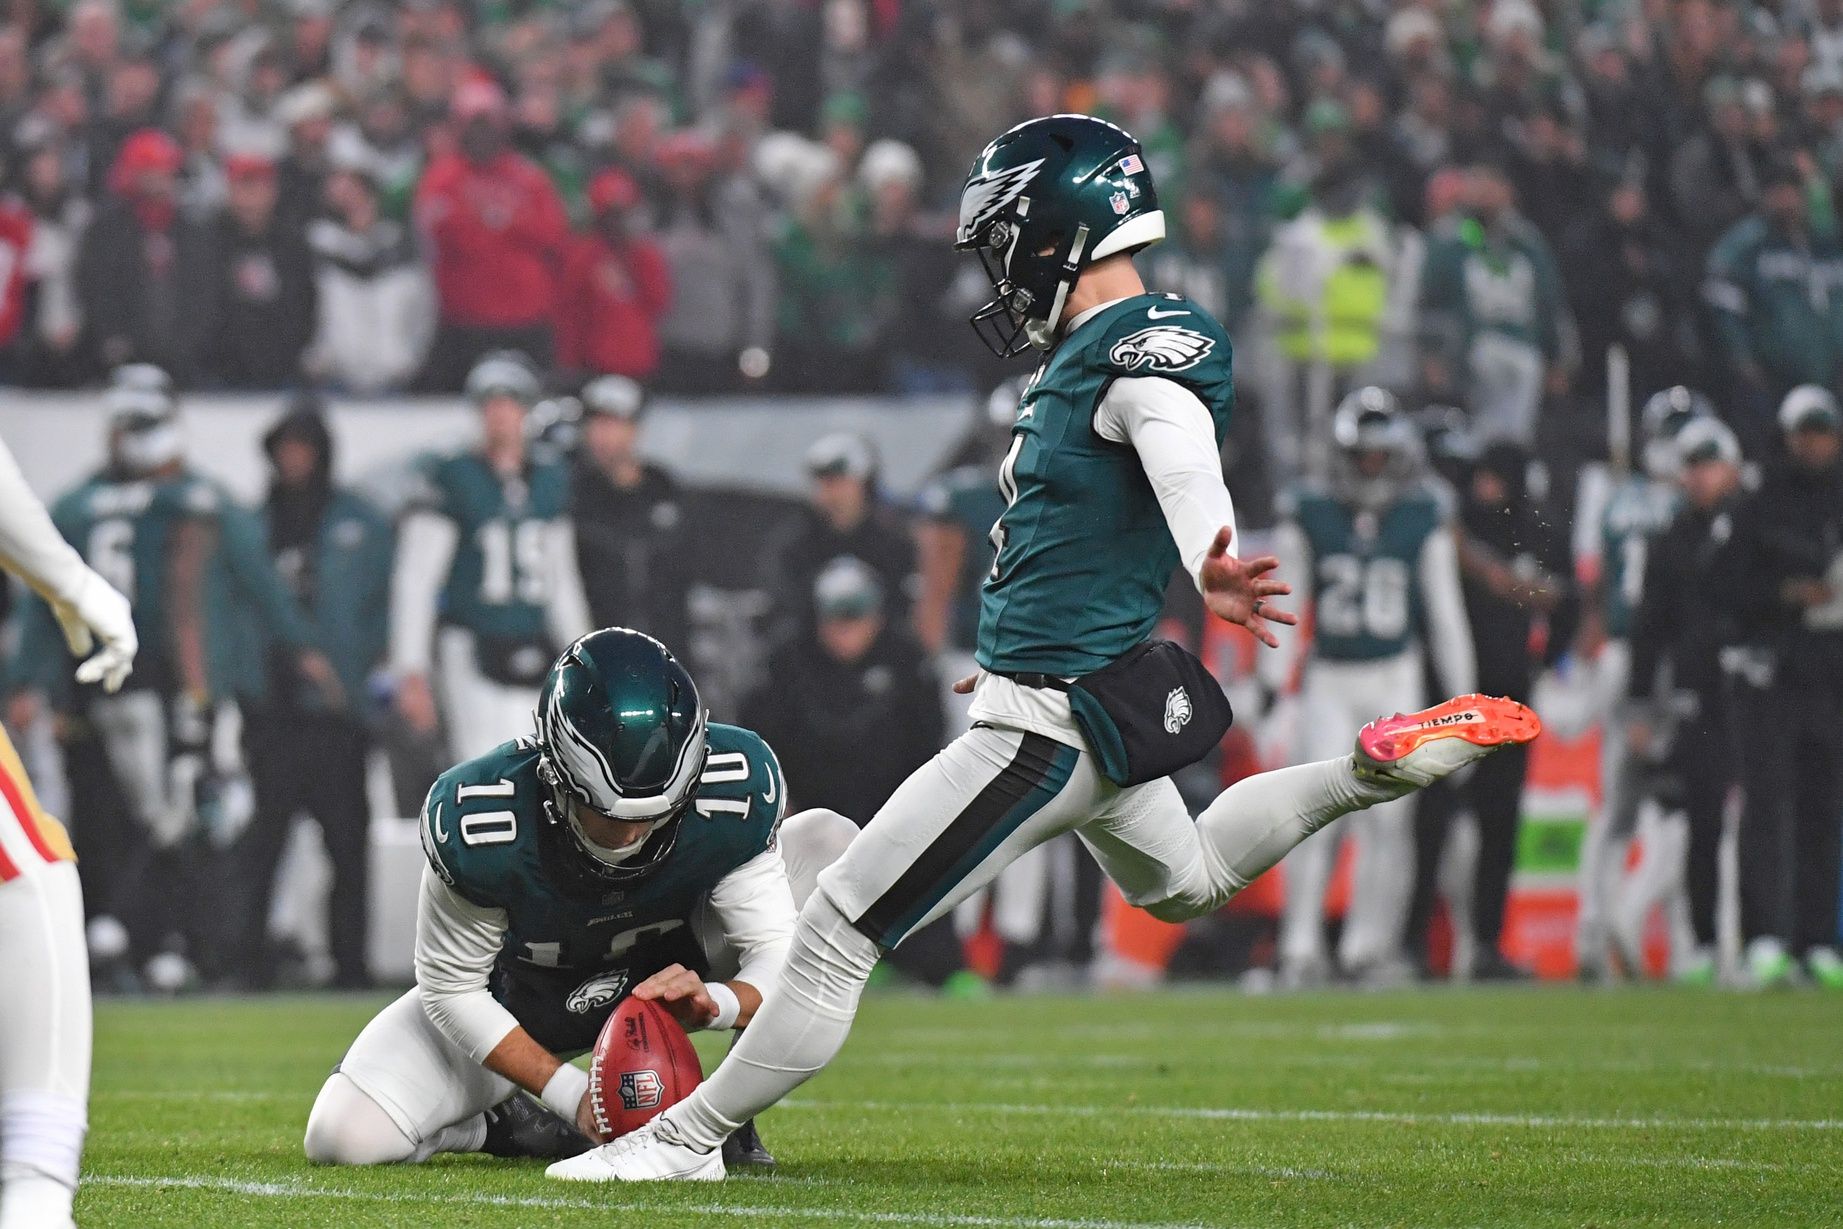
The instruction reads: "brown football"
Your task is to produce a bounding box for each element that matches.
[587,996,704,1139]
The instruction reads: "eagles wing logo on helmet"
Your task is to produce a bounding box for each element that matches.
[566,970,631,1015]
[1109,326,1214,373]
[956,158,1047,245]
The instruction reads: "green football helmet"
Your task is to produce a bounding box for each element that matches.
[954,113,1165,356]
[534,628,708,882]
[1640,386,1714,478]
[1332,386,1421,507]
[466,350,542,407]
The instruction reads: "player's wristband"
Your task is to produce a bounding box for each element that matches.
[705,983,742,1032]
[540,1062,590,1121]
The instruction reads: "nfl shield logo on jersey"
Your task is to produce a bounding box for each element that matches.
[565,970,630,1015]
[619,1069,664,1110]
[1164,687,1193,735]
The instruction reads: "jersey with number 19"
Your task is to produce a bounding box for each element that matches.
[413,452,571,645]
[976,293,1234,677]
[418,722,784,1052]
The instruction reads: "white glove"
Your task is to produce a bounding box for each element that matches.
[50,569,138,693]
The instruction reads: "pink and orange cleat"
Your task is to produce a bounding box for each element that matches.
[1354,694,1542,794]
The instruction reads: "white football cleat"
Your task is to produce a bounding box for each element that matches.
[1354,694,1541,796]
[546,1117,726,1183]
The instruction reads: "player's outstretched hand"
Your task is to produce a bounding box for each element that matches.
[1199,528,1296,648]
[631,963,719,1030]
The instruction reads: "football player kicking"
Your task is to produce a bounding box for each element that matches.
[303,629,856,1170]
[0,432,138,1229]
[550,113,1541,1184]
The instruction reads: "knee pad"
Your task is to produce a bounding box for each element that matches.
[303,1073,417,1165]
[778,809,859,908]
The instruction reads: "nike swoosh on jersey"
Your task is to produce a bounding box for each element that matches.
[431,802,448,842]
[761,772,777,804]
[1145,305,1191,319]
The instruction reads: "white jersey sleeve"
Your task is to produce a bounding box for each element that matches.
[413,863,520,1062]
[542,518,594,650]
[1093,376,1239,591]
[1418,523,1478,698]
[701,845,797,994]
[389,511,459,676]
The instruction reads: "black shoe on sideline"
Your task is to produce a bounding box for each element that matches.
[481,1094,592,1160]
[722,1118,776,1169]
[1474,953,1534,982]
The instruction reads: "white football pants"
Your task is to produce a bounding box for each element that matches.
[0,862,90,1229]
[1280,652,1424,972]
[661,712,1391,1153]
[435,629,541,763]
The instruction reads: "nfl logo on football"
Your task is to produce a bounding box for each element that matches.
[619,1069,664,1111]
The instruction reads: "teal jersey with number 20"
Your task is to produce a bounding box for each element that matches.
[1284,481,1447,662]
[975,293,1234,677]
[419,722,784,1051]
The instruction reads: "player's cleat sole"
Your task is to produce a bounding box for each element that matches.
[482,1093,593,1160]
[721,1118,776,1169]
[1354,695,1541,794]
[547,1118,725,1182]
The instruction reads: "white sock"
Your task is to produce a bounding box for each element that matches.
[413,1114,487,1162]
[0,1090,84,1229]
[0,1172,74,1229]
[1152,756,1375,922]
[663,892,879,1152]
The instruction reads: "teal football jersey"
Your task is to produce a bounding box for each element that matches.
[420,722,784,1051]
[49,470,224,676]
[1597,476,1679,639]
[1287,481,1446,662]
[414,452,571,642]
[976,293,1234,676]
[919,464,1008,652]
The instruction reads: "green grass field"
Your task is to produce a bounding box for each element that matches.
[80,987,1842,1228]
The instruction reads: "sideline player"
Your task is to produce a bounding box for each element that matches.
[303,629,855,1171]
[0,432,137,1229]
[1268,387,1475,987]
[390,352,593,761]
[551,114,1539,1183]
[1571,387,1710,978]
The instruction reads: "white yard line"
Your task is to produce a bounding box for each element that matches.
[82,1174,1227,1229]
[781,1098,1843,1132]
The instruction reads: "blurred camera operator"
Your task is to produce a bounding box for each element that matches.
[1722,385,1843,987]
[1623,420,1747,985]
[569,376,691,651]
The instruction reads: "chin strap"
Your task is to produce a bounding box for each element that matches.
[1027,223,1089,350]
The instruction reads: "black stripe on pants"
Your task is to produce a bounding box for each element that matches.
[855,732,1065,949]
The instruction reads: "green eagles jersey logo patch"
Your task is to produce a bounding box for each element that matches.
[566,970,630,1014]
[1109,325,1215,373]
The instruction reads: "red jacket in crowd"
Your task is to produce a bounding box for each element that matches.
[0,202,32,348]
[414,149,568,329]
[556,232,672,379]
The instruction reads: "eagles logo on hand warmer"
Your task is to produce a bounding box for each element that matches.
[1163,686,1193,735]
[1108,326,1215,373]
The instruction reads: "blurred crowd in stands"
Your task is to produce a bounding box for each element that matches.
[0,0,1841,995]
[0,0,1836,418]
